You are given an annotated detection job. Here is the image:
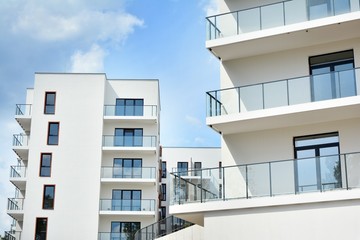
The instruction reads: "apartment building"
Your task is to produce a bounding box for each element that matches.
[169,0,360,239]
[6,73,160,239]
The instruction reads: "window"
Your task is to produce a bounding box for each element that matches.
[114,128,143,146]
[194,162,201,176]
[309,50,355,102]
[35,218,47,240]
[111,222,140,240]
[40,153,52,177]
[308,0,350,20]
[161,184,166,201]
[112,190,141,211]
[113,158,142,178]
[177,162,188,176]
[161,161,167,178]
[44,92,56,114]
[294,132,340,193]
[160,206,166,220]
[43,185,55,209]
[115,99,144,116]
[47,123,59,145]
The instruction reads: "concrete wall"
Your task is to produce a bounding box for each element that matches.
[156,224,204,240]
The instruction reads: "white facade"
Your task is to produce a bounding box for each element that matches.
[170,0,360,239]
[7,73,160,239]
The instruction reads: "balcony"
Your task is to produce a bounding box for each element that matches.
[206,0,360,60]
[9,166,27,190]
[12,134,29,160]
[102,135,157,153]
[170,152,360,224]
[5,231,21,240]
[103,105,158,123]
[15,104,32,132]
[134,215,194,240]
[172,168,211,185]
[99,199,156,216]
[207,68,360,134]
[7,198,24,221]
[100,167,156,184]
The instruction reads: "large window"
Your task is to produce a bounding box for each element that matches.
[113,158,142,178]
[161,161,167,178]
[114,128,143,146]
[35,218,47,240]
[40,153,52,177]
[294,132,340,193]
[115,99,144,116]
[44,92,56,114]
[161,184,166,201]
[112,190,141,211]
[111,222,140,240]
[43,185,55,209]
[47,123,59,145]
[309,50,355,102]
[177,162,188,176]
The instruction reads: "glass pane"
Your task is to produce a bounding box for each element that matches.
[220,88,239,114]
[113,190,121,199]
[263,80,288,108]
[312,72,333,101]
[309,0,331,20]
[261,3,284,29]
[134,100,144,116]
[320,147,341,190]
[334,0,350,14]
[295,134,338,147]
[46,93,55,105]
[125,99,134,116]
[240,84,263,111]
[247,163,270,197]
[284,0,307,24]
[49,123,59,135]
[337,69,356,98]
[271,160,295,195]
[346,153,360,188]
[288,76,311,105]
[296,149,318,192]
[216,12,237,37]
[111,222,121,232]
[115,99,125,116]
[238,8,260,33]
[223,166,246,199]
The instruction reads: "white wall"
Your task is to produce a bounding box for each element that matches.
[156,224,204,240]
[22,73,106,239]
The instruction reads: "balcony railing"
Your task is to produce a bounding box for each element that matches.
[4,231,21,240]
[104,105,157,117]
[15,104,32,116]
[12,134,29,147]
[101,167,156,179]
[207,67,359,117]
[98,232,135,240]
[170,152,360,205]
[172,168,208,177]
[102,136,157,148]
[10,166,27,178]
[134,215,194,240]
[206,0,360,40]
[7,198,24,211]
[99,199,155,212]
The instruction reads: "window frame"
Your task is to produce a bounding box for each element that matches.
[161,161,167,178]
[42,185,55,210]
[39,153,52,177]
[115,98,144,116]
[47,122,59,145]
[44,92,56,115]
[35,217,48,240]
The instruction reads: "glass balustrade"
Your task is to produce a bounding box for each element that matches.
[12,134,29,147]
[101,167,156,179]
[207,0,359,40]
[15,104,32,116]
[102,136,157,147]
[103,105,157,117]
[99,199,155,212]
[207,68,359,117]
[170,152,360,205]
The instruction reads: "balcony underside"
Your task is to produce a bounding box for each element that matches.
[207,96,360,134]
[15,116,31,132]
[207,12,360,60]
[12,148,29,161]
[7,211,23,221]
[10,179,26,191]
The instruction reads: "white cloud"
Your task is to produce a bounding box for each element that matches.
[70,44,106,73]
[11,1,143,44]
[202,0,219,16]
[185,115,203,127]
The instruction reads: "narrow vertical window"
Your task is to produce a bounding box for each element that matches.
[160,206,166,220]
[47,123,59,145]
[161,161,167,178]
[35,218,47,240]
[161,184,166,201]
[43,185,55,209]
[40,153,52,177]
[44,92,56,114]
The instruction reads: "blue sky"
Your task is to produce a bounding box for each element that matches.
[0,0,220,233]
